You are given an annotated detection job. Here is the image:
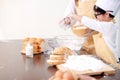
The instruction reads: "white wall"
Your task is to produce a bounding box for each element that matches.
[0,0,120,41]
[0,0,72,40]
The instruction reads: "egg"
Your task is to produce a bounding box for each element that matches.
[53,77,62,80]
[55,70,64,79]
[63,71,74,80]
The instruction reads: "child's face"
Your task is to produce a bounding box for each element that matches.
[95,12,104,21]
[94,12,109,21]
[93,5,111,22]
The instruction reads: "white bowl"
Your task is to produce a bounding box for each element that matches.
[55,35,86,51]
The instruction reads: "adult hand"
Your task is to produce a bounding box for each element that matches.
[59,17,71,25]
[64,17,71,25]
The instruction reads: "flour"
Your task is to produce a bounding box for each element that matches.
[61,55,106,71]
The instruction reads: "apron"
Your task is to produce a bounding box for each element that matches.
[80,30,98,54]
[72,0,98,54]
[93,33,120,69]
[75,0,96,19]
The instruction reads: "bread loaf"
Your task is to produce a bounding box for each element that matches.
[47,46,73,65]
[52,46,72,55]
[21,37,45,54]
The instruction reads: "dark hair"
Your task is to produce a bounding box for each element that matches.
[93,5,114,18]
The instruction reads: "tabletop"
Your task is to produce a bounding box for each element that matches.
[0,40,120,80]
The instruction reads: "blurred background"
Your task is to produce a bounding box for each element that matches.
[0,0,73,40]
[0,0,120,51]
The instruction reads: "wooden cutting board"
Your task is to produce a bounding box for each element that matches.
[57,64,115,75]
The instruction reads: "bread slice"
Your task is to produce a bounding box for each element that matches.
[50,54,65,60]
[47,60,65,65]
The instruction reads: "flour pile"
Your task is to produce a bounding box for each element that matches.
[61,55,106,71]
